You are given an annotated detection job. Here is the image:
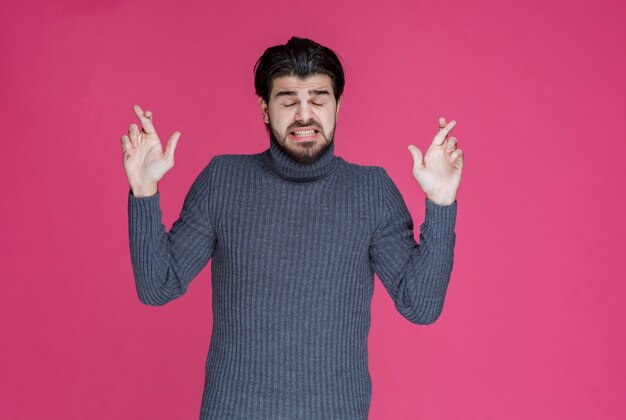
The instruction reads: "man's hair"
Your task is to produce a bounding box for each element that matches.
[254,36,345,104]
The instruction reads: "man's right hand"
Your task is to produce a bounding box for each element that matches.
[121,104,180,197]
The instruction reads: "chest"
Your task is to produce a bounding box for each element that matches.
[211,175,377,272]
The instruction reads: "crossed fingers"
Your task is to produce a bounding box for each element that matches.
[133,104,155,134]
[121,104,155,158]
[434,117,456,146]
[436,117,462,163]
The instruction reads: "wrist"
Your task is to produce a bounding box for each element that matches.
[426,194,456,206]
[130,183,158,198]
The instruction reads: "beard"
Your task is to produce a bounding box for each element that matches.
[267,117,335,165]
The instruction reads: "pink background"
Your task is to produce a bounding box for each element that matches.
[1,0,625,418]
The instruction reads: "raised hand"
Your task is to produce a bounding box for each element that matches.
[121,105,181,197]
[407,117,464,205]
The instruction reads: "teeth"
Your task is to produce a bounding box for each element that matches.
[292,130,316,137]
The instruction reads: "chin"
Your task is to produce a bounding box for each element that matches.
[290,140,332,164]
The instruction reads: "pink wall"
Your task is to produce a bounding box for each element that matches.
[1,0,624,418]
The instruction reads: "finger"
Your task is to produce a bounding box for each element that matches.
[121,134,133,157]
[449,149,464,165]
[129,123,139,148]
[445,137,457,153]
[438,117,446,129]
[121,134,132,150]
[164,131,181,164]
[133,104,156,134]
[432,120,457,146]
[407,144,424,172]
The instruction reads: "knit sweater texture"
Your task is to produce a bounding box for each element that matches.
[127,135,458,419]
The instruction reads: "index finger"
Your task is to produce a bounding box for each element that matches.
[432,120,457,146]
[133,104,156,134]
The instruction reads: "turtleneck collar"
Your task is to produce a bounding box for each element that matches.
[260,134,340,182]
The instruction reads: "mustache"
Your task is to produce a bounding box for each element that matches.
[287,121,322,132]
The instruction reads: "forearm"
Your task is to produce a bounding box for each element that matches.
[395,198,457,324]
[370,167,459,324]
[128,190,186,306]
[127,160,218,306]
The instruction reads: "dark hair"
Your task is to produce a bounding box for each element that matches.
[254,36,345,104]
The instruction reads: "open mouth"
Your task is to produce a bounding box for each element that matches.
[289,128,319,140]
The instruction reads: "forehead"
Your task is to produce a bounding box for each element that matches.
[270,74,334,97]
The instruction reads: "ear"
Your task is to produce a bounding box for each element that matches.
[258,96,269,124]
[336,95,343,120]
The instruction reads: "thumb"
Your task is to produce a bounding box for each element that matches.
[164,131,181,163]
[408,145,424,173]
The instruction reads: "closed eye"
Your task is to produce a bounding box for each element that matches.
[283,102,324,107]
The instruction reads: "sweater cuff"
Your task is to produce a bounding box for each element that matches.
[128,189,163,233]
[423,197,457,242]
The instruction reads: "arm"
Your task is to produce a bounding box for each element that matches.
[127,158,218,306]
[369,168,457,324]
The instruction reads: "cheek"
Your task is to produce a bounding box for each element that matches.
[321,112,336,130]
[268,108,290,126]
[268,115,290,135]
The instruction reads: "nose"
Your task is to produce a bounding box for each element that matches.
[295,102,314,123]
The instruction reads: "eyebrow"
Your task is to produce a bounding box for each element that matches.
[274,89,331,98]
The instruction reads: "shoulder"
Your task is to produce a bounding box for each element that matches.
[201,153,260,176]
[207,153,257,167]
[339,158,406,205]
[337,159,405,224]
[337,157,387,182]
[337,158,400,197]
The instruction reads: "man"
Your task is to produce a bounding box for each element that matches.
[121,36,463,420]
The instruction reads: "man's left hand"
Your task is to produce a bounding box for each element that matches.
[407,117,464,206]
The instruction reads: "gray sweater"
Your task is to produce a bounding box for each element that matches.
[127,136,458,419]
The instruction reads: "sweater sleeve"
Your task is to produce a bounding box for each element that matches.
[369,168,457,324]
[127,158,218,306]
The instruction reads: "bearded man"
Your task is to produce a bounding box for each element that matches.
[121,36,464,420]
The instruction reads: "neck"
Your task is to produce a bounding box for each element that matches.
[260,134,340,181]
